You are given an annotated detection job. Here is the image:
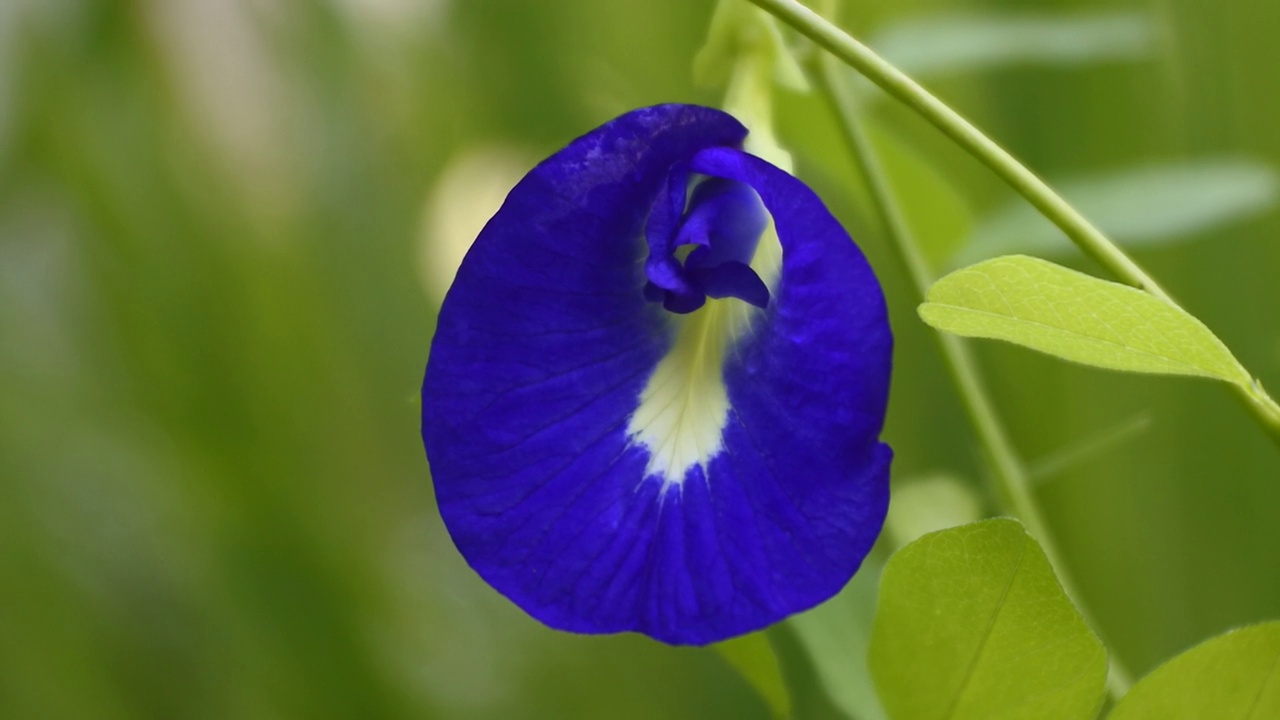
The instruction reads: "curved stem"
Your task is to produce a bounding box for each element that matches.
[744,0,1280,449]
[744,0,1168,299]
[813,54,1134,700]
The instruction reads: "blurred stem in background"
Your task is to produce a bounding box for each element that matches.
[812,46,1135,700]
[745,0,1280,449]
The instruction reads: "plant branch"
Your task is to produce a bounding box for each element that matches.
[813,52,1135,700]
[744,0,1280,449]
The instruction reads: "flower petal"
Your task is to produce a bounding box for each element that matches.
[690,261,770,308]
[677,178,769,267]
[423,105,892,645]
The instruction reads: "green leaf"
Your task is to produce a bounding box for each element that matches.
[713,633,791,719]
[1109,622,1280,719]
[869,518,1107,720]
[919,255,1252,386]
[871,11,1153,77]
[955,160,1279,267]
[788,566,888,720]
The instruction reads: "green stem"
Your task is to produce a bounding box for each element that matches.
[1234,384,1280,451]
[745,0,1169,297]
[813,53,1135,700]
[745,0,1280,450]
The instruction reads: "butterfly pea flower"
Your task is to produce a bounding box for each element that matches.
[422,104,892,645]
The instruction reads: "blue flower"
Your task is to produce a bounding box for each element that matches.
[422,104,892,645]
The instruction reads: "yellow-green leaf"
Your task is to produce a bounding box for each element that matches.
[869,519,1107,720]
[1109,622,1280,720]
[919,255,1251,386]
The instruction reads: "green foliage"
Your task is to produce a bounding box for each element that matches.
[1109,622,1280,720]
[883,474,983,547]
[780,92,973,266]
[869,519,1107,720]
[870,10,1154,77]
[956,161,1279,267]
[693,0,808,91]
[919,255,1251,386]
[865,123,975,266]
[713,634,791,719]
[788,568,887,720]
[1027,413,1153,482]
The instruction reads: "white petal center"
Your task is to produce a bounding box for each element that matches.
[627,225,780,486]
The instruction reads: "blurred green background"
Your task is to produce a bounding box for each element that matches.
[1,0,1277,718]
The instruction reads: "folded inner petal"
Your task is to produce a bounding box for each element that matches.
[689,261,770,308]
[645,174,773,314]
[678,178,768,268]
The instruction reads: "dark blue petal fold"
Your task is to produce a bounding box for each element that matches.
[423,104,892,645]
[689,261,770,308]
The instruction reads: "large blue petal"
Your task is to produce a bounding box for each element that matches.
[423,105,891,645]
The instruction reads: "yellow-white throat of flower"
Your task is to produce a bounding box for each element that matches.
[627,48,787,489]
